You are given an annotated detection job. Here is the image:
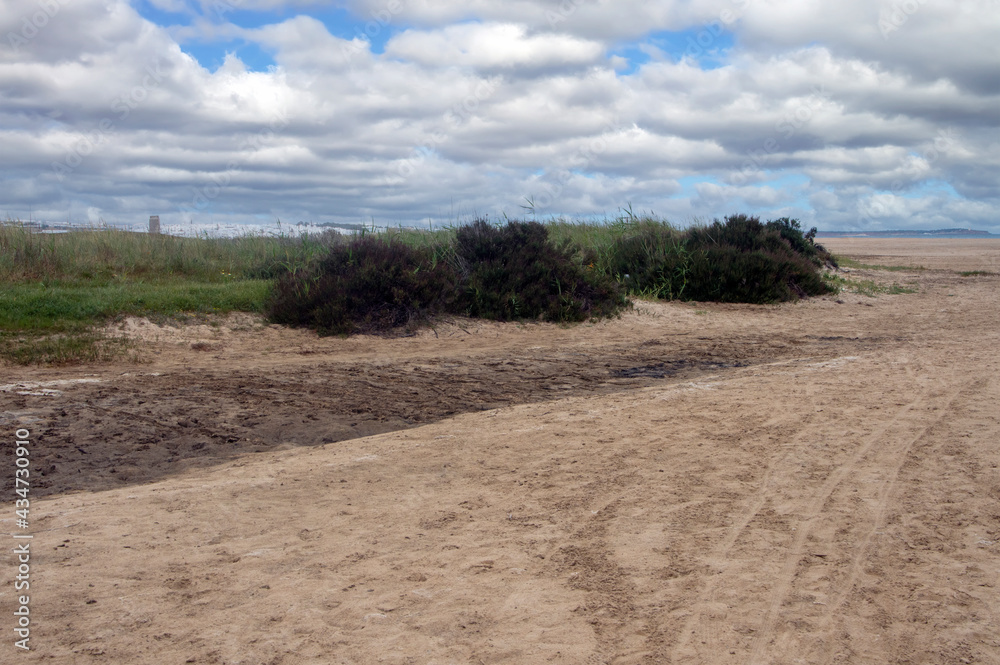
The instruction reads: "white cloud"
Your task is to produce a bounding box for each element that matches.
[0,0,997,232]
[385,22,605,72]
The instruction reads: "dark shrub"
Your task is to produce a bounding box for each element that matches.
[682,246,829,302]
[266,236,457,335]
[687,214,774,253]
[765,216,837,268]
[605,214,832,303]
[451,219,626,322]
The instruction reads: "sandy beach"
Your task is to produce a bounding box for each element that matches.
[2,238,998,664]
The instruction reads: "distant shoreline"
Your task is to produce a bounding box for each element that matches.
[817,229,997,239]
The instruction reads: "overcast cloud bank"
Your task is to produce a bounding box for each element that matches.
[2,0,998,231]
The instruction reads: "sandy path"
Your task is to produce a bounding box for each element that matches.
[1,239,998,664]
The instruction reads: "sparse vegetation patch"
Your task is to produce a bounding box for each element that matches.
[836,257,926,272]
[822,273,918,297]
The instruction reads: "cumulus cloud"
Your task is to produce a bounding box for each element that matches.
[384,22,605,73]
[0,0,997,231]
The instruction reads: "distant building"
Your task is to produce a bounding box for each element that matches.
[149,215,160,234]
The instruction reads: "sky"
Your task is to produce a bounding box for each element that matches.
[2,0,998,232]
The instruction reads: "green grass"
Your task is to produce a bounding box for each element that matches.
[836,256,926,272]
[823,273,918,297]
[873,282,918,295]
[1,220,294,364]
[0,279,272,332]
[825,256,926,297]
[0,221,327,283]
[958,270,997,277]
[0,278,271,366]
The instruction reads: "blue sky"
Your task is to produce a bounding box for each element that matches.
[2,0,998,231]
[144,0,736,79]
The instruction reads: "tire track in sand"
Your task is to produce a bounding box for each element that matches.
[745,376,975,665]
[666,429,805,663]
[812,376,988,665]
[665,360,844,664]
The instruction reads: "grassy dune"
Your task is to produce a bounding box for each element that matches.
[2,214,836,364]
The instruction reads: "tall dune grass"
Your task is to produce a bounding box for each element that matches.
[0,220,318,364]
[0,220,328,283]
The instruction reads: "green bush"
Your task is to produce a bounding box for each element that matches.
[682,245,828,302]
[452,219,626,322]
[605,214,833,303]
[266,236,457,335]
[764,216,837,268]
[687,213,772,252]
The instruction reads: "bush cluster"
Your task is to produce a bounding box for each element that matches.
[266,214,835,335]
[266,219,626,335]
[605,214,835,304]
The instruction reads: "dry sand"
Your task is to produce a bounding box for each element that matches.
[1,238,999,664]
